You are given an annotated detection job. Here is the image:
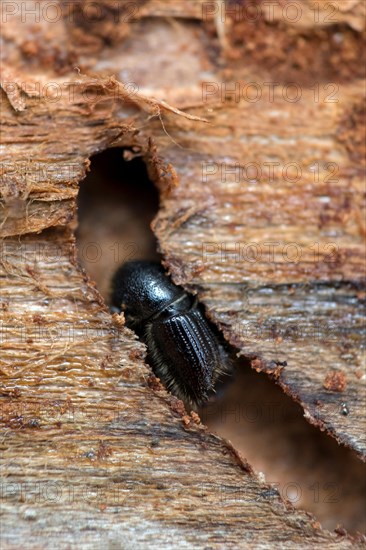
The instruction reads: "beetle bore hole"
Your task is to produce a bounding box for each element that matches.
[76,147,365,536]
[199,359,366,534]
[76,147,160,300]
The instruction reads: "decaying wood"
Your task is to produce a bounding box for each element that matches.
[1,1,365,547]
[150,80,366,459]
[0,229,361,548]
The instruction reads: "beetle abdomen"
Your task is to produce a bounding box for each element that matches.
[145,307,223,404]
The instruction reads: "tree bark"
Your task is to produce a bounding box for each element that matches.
[1,1,365,547]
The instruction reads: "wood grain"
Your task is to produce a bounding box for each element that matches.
[1,1,365,547]
[0,229,360,548]
[151,82,366,458]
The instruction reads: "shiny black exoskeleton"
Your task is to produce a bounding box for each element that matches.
[112,260,226,405]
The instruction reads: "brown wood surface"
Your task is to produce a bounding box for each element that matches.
[150,80,366,459]
[1,1,365,548]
